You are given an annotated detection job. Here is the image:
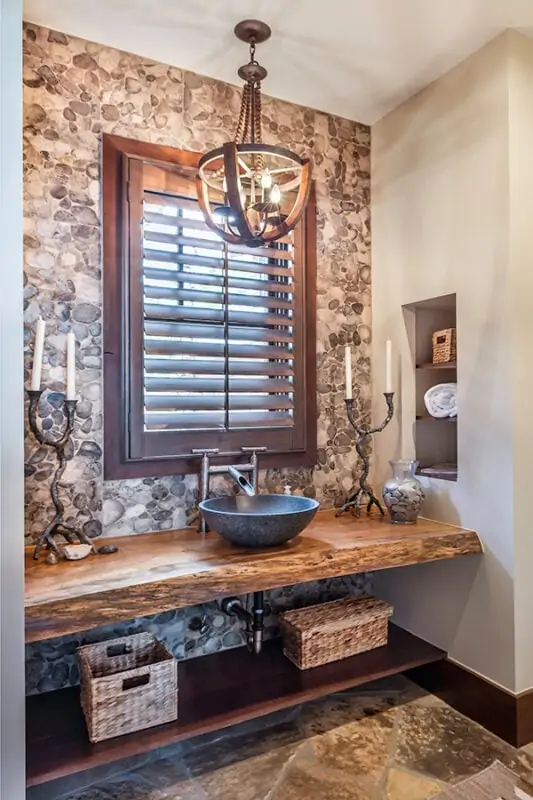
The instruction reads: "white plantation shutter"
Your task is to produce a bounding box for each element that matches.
[142,191,296,433]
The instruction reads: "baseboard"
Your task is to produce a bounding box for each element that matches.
[518,687,533,747]
[406,659,533,748]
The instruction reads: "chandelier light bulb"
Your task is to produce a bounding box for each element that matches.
[270,184,281,204]
[261,171,273,190]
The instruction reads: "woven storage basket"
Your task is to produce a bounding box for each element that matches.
[78,632,177,743]
[432,328,457,364]
[279,596,393,670]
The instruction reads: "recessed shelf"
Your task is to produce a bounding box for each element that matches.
[406,293,458,482]
[26,627,446,788]
[416,362,457,371]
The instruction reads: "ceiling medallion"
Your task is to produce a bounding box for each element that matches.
[196,19,312,248]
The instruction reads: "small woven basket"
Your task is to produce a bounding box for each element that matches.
[432,328,457,364]
[78,632,177,743]
[279,596,393,670]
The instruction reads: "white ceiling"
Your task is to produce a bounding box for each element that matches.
[22,0,533,124]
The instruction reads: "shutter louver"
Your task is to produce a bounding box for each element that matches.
[142,191,296,433]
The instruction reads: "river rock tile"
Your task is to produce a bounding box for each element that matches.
[23,20,371,546]
[23,18,371,686]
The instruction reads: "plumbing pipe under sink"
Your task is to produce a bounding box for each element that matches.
[221,592,265,655]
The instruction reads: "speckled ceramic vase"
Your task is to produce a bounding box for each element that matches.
[382,460,425,524]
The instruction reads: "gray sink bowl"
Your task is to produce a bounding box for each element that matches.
[199,494,320,548]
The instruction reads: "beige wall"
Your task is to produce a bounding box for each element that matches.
[509,32,533,694]
[372,34,520,691]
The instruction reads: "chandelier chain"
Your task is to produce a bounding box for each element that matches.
[243,86,252,145]
[234,83,251,143]
[252,83,265,173]
[253,83,262,144]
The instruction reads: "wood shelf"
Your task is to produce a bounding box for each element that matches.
[24,512,482,643]
[416,415,457,422]
[26,625,446,788]
[416,362,457,370]
[417,467,458,482]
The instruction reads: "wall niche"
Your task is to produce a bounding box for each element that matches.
[406,293,457,482]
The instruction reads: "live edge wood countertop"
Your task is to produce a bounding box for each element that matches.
[25,510,482,643]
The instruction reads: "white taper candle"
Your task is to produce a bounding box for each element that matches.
[344,345,353,400]
[31,317,46,391]
[66,331,76,400]
[385,339,393,393]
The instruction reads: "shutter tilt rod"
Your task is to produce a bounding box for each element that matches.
[191,446,267,533]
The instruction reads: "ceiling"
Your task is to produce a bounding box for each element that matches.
[22,0,533,124]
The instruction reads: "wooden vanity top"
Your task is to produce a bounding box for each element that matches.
[25,510,482,643]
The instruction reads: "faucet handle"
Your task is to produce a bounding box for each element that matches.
[241,447,266,494]
[191,448,220,455]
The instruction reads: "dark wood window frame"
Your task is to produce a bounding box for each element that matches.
[102,133,317,480]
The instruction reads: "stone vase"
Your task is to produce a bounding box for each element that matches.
[382,460,425,524]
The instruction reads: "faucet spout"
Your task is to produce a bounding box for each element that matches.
[227,466,256,497]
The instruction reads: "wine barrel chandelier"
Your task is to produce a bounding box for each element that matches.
[196,19,312,248]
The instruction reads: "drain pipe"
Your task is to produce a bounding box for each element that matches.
[221,591,264,654]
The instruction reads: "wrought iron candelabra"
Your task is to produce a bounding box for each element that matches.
[336,393,395,518]
[27,390,97,560]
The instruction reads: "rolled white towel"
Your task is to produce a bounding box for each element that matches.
[424,383,457,419]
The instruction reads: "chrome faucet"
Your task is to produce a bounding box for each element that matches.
[227,466,255,497]
[191,447,266,532]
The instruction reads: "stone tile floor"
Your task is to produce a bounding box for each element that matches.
[28,675,533,800]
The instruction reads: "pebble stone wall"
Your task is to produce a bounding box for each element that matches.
[22,22,372,692]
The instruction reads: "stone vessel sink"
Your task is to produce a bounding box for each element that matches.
[199,494,320,548]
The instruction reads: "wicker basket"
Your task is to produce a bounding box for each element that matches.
[279,596,393,670]
[78,632,178,743]
[432,328,457,364]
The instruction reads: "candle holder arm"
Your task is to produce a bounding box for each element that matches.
[27,391,97,560]
[336,393,395,518]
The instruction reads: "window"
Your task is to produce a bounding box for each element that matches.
[103,134,317,479]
